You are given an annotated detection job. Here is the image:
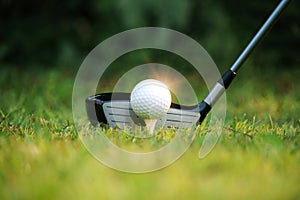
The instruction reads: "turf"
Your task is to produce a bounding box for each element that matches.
[0,66,299,200]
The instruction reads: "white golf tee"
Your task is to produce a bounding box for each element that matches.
[144,119,157,135]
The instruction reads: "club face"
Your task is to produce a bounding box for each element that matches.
[86,93,201,130]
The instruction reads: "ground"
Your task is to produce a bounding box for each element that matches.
[0,66,299,199]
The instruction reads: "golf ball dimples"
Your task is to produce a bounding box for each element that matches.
[130,79,171,119]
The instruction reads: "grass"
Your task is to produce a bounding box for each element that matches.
[0,66,299,199]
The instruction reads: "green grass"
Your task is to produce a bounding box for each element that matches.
[0,66,299,199]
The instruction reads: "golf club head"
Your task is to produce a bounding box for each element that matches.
[86,93,202,130]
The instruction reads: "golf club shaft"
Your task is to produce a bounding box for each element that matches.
[198,0,290,123]
[231,0,290,73]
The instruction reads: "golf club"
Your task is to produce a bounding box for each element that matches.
[86,0,290,130]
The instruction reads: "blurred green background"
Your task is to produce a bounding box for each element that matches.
[0,0,299,69]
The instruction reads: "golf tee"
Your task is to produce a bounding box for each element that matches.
[144,119,157,135]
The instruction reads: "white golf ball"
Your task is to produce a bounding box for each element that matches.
[130,79,171,119]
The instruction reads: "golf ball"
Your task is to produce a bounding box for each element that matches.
[130,79,171,119]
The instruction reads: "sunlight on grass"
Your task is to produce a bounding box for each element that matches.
[0,67,299,199]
